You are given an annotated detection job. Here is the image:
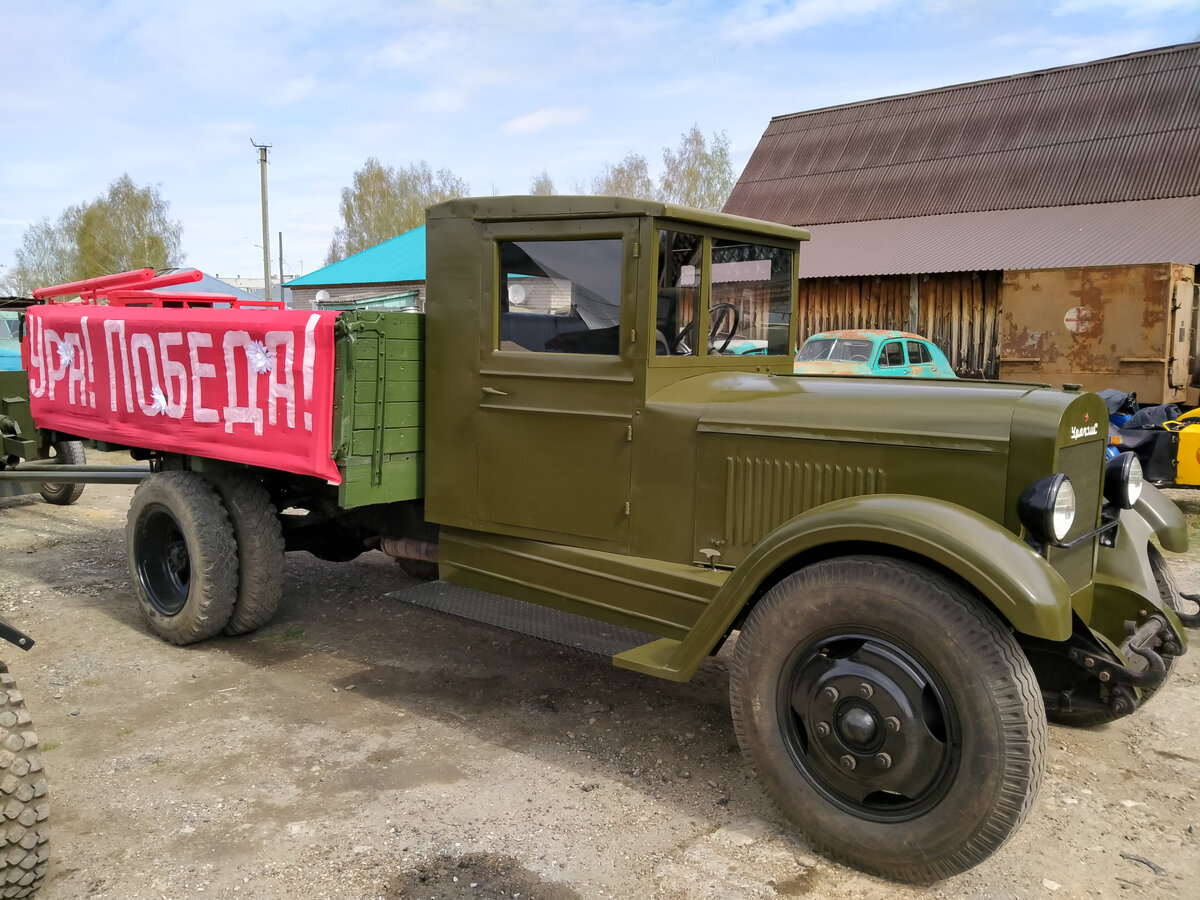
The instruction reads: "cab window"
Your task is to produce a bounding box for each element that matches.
[878,341,905,368]
[711,239,792,355]
[497,239,623,355]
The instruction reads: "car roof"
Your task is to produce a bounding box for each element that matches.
[805,330,931,342]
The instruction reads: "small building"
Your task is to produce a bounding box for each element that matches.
[725,42,1200,403]
[286,226,426,311]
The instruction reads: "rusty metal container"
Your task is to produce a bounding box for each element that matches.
[999,263,1198,404]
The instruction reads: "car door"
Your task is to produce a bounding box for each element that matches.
[875,340,906,375]
[473,220,639,551]
[906,340,938,377]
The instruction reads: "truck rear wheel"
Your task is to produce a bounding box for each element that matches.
[209,474,285,636]
[0,664,49,897]
[37,440,84,506]
[729,556,1045,883]
[126,472,238,645]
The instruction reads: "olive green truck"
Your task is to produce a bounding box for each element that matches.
[8,197,1197,885]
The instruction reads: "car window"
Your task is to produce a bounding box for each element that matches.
[907,341,933,364]
[878,341,905,368]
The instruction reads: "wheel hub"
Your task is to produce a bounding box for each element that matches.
[135,504,191,616]
[783,634,959,821]
[836,703,881,751]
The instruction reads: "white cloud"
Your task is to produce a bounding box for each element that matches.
[722,0,898,45]
[988,27,1163,63]
[502,107,590,136]
[1055,0,1200,15]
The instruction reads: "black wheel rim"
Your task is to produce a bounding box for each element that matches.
[779,630,961,822]
[134,503,191,616]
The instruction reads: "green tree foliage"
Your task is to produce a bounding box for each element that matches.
[326,158,469,264]
[659,124,735,210]
[589,152,655,199]
[531,124,734,210]
[7,175,182,295]
[6,219,77,295]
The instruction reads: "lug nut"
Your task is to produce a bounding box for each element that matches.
[815,722,831,737]
[822,686,839,703]
[875,752,892,769]
[840,755,856,770]
[857,682,874,699]
[884,716,901,733]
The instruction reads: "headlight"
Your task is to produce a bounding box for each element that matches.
[1103,451,1142,509]
[1018,474,1076,544]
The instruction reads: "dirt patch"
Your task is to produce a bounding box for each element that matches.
[0,455,1197,898]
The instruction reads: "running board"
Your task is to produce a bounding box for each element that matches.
[387,580,660,658]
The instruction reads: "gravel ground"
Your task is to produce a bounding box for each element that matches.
[0,453,1197,899]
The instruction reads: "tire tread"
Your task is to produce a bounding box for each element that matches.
[730,556,1045,883]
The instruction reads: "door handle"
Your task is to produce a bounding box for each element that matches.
[481,387,508,396]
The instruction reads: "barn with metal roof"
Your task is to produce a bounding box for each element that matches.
[725,42,1200,401]
[286,225,426,311]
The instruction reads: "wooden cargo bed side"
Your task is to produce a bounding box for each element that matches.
[332,311,425,507]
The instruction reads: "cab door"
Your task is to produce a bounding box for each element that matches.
[473,220,640,551]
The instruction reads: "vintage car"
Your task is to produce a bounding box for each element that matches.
[795,329,956,377]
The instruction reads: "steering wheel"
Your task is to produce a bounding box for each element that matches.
[670,303,741,355]
[708,303,739,354]
[849,354,869,362]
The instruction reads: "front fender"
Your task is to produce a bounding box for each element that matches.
[659,495,1074,681]
[1091,504,1188,651]
[1133,483,1188,552]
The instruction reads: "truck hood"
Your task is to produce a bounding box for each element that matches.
[651,371,1049,451]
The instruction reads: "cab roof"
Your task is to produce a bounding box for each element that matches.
[427,195,811,244]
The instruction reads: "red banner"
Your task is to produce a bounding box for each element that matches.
[25,306,342,483]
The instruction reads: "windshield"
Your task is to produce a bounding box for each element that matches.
[797,337,874,362]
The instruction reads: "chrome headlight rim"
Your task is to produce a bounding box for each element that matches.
[1018,473,1077,545]
[1104,451,1143,509]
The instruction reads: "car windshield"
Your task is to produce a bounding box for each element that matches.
[797,337,875,362]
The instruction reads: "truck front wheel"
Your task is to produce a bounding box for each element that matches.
[729,556,1045,883]
[126,472,238,645]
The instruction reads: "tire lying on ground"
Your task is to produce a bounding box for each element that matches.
[37,440,84,507]
[0,663,49,898]
[730,555,1045,884]
[208,472,285,636]
[126,471,238,645]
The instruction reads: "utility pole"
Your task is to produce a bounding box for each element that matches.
[252,140,272,304]
[278,231,284,307]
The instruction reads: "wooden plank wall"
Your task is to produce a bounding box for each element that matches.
[797,272,1002,378]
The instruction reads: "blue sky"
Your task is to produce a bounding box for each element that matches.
[2,0,1199,285]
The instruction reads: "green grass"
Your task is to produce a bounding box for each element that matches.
[268,627,306,642]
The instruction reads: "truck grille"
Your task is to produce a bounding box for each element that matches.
[1046,441,1103,592]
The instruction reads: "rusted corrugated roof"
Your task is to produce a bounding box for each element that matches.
[727,43,1200,225]
[796,196,1200,277]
